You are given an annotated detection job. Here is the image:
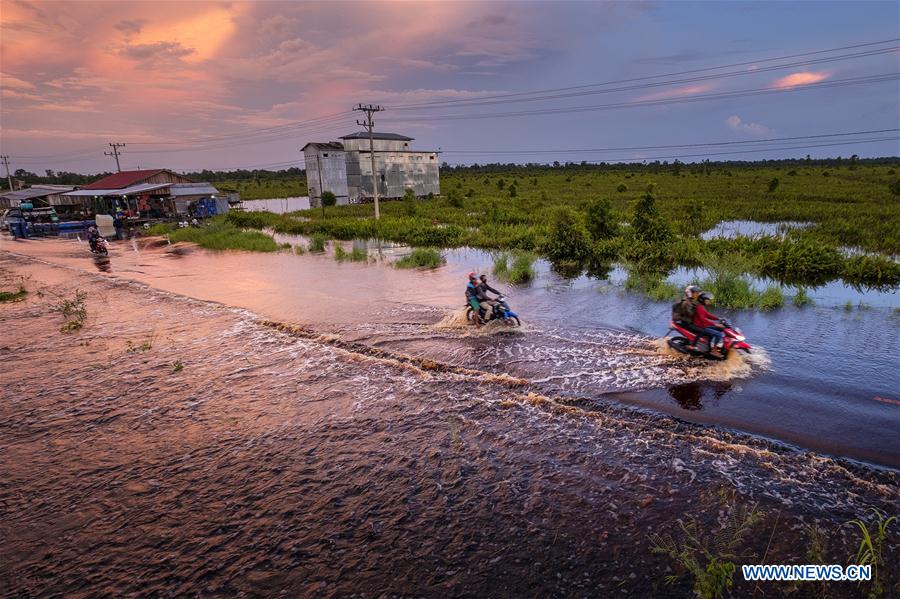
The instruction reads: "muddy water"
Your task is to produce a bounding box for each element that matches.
[1,245,898,597]
[5,235,897,469]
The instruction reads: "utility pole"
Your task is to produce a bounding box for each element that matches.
[353,104,384,219]
[1,155,12,191]
[104,142,126,172]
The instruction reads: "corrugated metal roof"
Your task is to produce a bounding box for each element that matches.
[0,187,72,201]
[63,183,172,197]
[81,169,166,190]
[302,142,345,151]
[169,183,219,196]
[339,132,414,141]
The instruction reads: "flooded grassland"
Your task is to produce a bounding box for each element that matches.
[0,249,897,597]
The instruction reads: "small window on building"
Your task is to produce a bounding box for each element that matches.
[323,153,329,157]
[430,155,435,160]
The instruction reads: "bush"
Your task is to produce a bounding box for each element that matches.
[493,251,536,284]
[841,254,900,291]
[544,209,593,262]
[757,286,785,311]
[308,233,327,253]
[793,286,813,307]
[631,192,673,245]
[508,184,518,198]
[760,238,844,285]
[767,177,779,192]
[616,183,628,193]
[335,245,367,262]
[624,271,680,302]
[889,180,900,196]
[394,247,444,269]
[585,198,618,240]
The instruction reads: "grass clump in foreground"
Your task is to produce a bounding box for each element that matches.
[394,247,444,269]
[493,251,536,283]
[334,245,368,262]
[0,281,27,303]
[308,233,327,253]
[51,290,87,332]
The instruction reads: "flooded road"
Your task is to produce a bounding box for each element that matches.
[4,235,898,468]
[1,239,898,597]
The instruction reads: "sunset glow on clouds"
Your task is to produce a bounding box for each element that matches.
[770,71,832,89]
[1,1,897,172]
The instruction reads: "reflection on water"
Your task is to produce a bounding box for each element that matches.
[667,381,734,410]
[701,219,811,240]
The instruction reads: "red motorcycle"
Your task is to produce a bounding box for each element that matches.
[666,318,752,361]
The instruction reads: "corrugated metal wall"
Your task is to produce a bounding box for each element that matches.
[304,148,349,207]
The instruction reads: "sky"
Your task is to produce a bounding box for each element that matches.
[1,0,898,175]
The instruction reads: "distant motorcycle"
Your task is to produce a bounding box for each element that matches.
[89,236,109,256]
[466,295,521,326]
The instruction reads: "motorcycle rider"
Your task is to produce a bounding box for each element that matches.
[465,272,483,325]
[672,285,711,351]
[477,274,501,321]
[87,225,102,252]
[694,292,725,357]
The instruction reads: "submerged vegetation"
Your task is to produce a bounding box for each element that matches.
[394,247,444,269]
[150,219,279,252]
[493,251,537,284]
[51,290,88,333]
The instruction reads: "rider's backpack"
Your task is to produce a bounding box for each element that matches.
[672,299,695,323]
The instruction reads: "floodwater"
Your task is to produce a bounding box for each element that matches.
[701,219,810,240]
[1,236,898,597]
[4,234,898,469]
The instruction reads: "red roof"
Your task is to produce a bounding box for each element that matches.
[82,169,166,190]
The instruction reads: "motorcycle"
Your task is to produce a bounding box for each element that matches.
[666,318,751,360]
[466,295,521,326]
[89,236,109,256]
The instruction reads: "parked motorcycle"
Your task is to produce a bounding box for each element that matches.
[666,318,751,360]
[466,296,521,326]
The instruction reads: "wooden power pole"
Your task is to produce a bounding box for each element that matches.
[105,142,125,172]
[353,104,384,219]
[1,155,12,191]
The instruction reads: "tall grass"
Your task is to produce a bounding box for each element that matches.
[493,251,536,284]
[165,221,279,252]
[394,247,444,269]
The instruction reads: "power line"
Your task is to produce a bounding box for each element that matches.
[390,46,898,111]
[439,129,900,155]
[104,142,125,172]
[443,137,899,166]
[389,37,900,109]
[383,73,900,122]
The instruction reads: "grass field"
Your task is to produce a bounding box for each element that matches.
[224,162,900,302]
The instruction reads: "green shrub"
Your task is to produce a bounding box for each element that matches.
[767,177,780,192]
[585,197,618,240]
[308,233,327,253]
[493,251,536,284]
[842,254,900,291]
[757,286,785,311]
[760,238,844,285]
[616,183,628,193]
[631,191,673,245]
[793,286,813,307]
[544,209,593,262]
[147,222,176,236]
[624,271,680,302]
[394,247,444,269]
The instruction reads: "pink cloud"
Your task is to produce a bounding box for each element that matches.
[770,71,830,89]
[635,83,715,102]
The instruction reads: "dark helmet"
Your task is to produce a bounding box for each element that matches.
[479,274,488,282]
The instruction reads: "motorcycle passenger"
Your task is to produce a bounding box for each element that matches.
[87,226,101,251]
[465,272,483,325]
[694,292,725,357]
[477,274,501,321]
[673,285,710,350]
